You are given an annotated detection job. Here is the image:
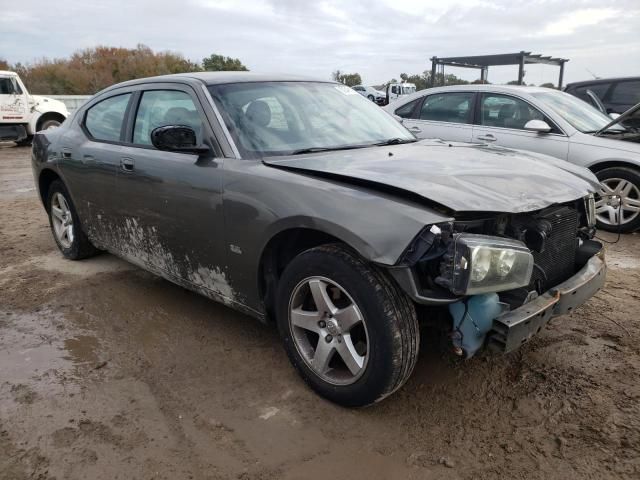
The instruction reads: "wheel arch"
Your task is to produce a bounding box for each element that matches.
[35,112,66,132]
[588,159,640,174]
[257,227,364,321]
[38,168,62,209]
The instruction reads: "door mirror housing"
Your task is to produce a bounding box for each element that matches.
[150,125,210,154]
[523,119,552,133]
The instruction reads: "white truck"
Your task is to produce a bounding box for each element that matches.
[0,70,69,146]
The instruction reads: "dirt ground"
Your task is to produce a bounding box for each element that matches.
[1,144,639,480]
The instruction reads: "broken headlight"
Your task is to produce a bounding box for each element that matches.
[585,193,596,228]
[436,234,534,296]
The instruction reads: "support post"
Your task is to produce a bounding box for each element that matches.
[518,52,525,85]
[430,57,437,87]
[558,61,565,89]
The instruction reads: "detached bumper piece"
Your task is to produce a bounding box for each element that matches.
[0,124,27,142]
[488,252,606,353]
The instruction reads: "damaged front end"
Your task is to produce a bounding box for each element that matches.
[389,194,606,358]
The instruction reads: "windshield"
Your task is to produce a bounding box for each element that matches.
[208,82,414,158]
[531,90,624,133]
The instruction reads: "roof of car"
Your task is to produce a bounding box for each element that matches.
[113,71,330,88]
[426,84,555,93]
[565,76,640,88]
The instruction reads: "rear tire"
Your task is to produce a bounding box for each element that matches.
[594,167,640,233]
[367,94,375,102]
[276,244,419,407]
[46,180,99,260]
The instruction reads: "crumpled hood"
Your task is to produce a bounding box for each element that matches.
[264,140,601,213]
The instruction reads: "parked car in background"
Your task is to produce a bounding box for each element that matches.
[0,70,69,146]
[32,72,605,406]
[352,85,385,104]
[565,77,640,129]
[386,84,640,232]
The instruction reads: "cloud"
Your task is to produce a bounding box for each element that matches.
[0,0,638,86]
[542,8,619,36]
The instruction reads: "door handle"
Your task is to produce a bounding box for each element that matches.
[476,134,496,142]
[62,148,72,158]
[408,126,422,133]
[120,157,135,172]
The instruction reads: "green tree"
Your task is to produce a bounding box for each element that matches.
[332,70,362,87]
[202,54,248,71]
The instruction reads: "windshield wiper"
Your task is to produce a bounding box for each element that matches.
[373,138,418,146]
[289,144,371,155]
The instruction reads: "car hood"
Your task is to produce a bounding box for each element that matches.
[263,140,601,213]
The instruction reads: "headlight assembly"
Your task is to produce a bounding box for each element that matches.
[585,193,596,228]
[436,234,534,296]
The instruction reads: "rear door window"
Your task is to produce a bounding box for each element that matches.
[419,92,473,124]
[133,90,203,146]
[84,93,132,142]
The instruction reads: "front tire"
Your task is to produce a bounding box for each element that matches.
[367,94,375,102]
[595,167,640,233]
[40,119,62,130]
[46,180,99,260]
[276,244,419,407]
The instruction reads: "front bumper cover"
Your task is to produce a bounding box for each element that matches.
[488,250,606,353]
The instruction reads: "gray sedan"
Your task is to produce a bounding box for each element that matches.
[385,85,640,232]
[32,73,605,406]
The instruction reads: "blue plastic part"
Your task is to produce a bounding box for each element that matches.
[449,293,503,359]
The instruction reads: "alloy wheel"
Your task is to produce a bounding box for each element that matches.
[288,276,369,385]
[51,192,74,249]
[595,178,640,226]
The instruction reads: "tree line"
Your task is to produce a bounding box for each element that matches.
[0,45,248,95]
[2,45,557,95]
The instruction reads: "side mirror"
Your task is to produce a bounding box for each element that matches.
[609,112,621,120]
[524,119,552,133]
[150,125,210,154]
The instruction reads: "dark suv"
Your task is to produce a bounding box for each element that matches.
[564,77,640,128]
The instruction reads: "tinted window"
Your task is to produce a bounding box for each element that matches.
[85,94,131,142]
[419,92,473,124]
[394,98,420,118]
[572,83,610,102]
[480,94,545,130]
[133,90,203,146]
[611,81,640,106]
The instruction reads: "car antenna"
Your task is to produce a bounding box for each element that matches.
[585,68,600,80]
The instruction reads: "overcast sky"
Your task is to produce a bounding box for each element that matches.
[1,0,639,86]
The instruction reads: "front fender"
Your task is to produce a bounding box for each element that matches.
[28,96,69,133]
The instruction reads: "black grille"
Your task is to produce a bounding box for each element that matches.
[529,206,578,292]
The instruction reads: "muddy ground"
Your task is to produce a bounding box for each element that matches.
[1,144,639,480]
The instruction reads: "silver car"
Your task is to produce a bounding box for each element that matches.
[385,85,640,232]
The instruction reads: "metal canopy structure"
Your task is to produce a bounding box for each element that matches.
[429,51,569,88]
